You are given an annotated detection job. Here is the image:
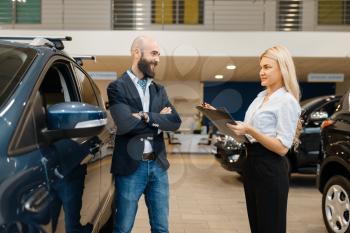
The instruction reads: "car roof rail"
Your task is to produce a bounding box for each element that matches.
[73,55,96,66]
[0,36,72,50]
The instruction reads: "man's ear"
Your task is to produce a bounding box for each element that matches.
[133,48,141,59]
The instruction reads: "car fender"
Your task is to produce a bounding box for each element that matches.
[318,155,350,193]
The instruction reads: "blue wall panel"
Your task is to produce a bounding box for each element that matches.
[203,82,336,122]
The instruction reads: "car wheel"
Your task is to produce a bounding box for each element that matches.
[322,175,350,233]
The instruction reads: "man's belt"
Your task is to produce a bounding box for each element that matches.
[142,152,156,161]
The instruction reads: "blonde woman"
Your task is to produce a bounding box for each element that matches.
[226,45,301,233]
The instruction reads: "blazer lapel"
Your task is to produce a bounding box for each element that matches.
[123,74,143,111]
[149,82,158,112]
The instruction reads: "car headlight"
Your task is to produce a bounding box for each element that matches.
[228,154,240,163]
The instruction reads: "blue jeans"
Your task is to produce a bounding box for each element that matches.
[113,161,169,233]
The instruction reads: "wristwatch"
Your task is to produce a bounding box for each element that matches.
[139,111,149,123]
[139,111,145,122]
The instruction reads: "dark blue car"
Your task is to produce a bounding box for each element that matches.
[0,37,114,233]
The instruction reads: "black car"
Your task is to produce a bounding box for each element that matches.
[0,37,114,233]
[289,95,341,174]
[317,89,350,233]
[213,95,341,175]
[213,134,245,174]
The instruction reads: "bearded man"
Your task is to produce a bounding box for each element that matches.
[107,36,181,233]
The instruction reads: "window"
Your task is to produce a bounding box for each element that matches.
[277,0,302,31]
[0,0,41,24]
[74,67,99,106]
[0,0,12,23]
[151,0,204,25]
[113,0,134,30]
[318,0,350,25]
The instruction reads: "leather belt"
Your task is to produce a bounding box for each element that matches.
[142,152,156,161]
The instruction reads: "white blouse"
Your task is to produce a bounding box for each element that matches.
[244,87,301,148]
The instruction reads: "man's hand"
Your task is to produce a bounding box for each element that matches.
[132,112,149,123]
[160,107,172,114]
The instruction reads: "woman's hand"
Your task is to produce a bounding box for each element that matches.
[227,121,289,156]
[226,121,251,135]
[202,102,216,110]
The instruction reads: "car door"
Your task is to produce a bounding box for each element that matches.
[0,44,52,233]
[72,66,114,231]
[297,98,340,167]
[35,58,103,233]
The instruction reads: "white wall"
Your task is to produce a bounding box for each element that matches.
[208,0,266,31]
[124,0,275,31]
[336,80,350,95]
[2,0,350,32]
[302,0,316,31]
[1,30,350,58]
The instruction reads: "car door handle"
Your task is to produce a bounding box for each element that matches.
[24,186,50,213]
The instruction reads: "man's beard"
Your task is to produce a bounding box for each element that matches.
[137,54,157,78]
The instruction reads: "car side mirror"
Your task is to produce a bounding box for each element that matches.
[310,111,329,122]
[42,102,107,143]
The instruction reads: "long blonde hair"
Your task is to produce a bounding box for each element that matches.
[260,45,300,101]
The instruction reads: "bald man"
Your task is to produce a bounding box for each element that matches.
[107,36,181,233]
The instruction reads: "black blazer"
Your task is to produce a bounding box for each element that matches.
[107,72,182,175]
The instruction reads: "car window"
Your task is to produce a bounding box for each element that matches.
[319,100,339,117]
[301,97,323,110]
[9,90,46,155]
[74,66,99,106]
[338,90,350,114]
[9,61,78,155]
[0,44,36,108]
[40,64,77,108]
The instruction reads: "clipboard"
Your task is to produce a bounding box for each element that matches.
[196,106,248,143]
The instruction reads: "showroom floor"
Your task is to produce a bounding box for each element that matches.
[131,154,326,233]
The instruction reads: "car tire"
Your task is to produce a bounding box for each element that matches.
[322,175,350,233]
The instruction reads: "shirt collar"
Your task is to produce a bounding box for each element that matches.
[127,69,153,86]
[258,87,287,100]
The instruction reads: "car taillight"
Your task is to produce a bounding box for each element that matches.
[321,119,334,129]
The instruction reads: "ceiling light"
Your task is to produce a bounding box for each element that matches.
[226,65,236,70]
[215,75,224,79]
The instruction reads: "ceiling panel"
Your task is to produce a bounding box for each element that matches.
[83,56,350,82]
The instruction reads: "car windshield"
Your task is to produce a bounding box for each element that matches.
[300,97,323,109]
[300,96,336,111]
[0,44,36,107]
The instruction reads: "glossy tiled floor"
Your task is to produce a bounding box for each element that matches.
[132,154,326,233]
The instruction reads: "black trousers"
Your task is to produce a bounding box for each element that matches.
[243,143,289,233]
